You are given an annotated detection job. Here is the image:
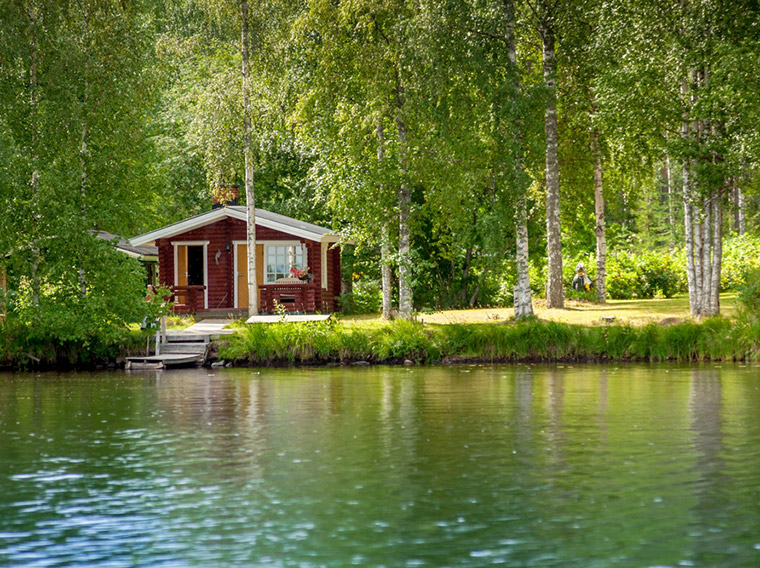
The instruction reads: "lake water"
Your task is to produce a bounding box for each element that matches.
[1,364,760,567]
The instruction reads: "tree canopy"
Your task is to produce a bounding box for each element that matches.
[1,0,759,329]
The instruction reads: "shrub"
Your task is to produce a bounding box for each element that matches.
[606,250,682,299]
[721,233,760,291]
[337,280,382,314]
[736,267,760,322]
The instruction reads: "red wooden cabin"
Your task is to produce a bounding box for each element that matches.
[130,205,342,314]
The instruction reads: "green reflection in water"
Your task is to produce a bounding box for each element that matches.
[1,365,760,567]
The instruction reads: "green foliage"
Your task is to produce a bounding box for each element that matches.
[337,280,382,314]
[373,320,439,362]
[606,250,682,300]
[220,316,758,365]
[736,267,760,323]
[721,233,760,291]
[0,315,148,369]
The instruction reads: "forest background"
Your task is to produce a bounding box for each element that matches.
[1,0,760,350]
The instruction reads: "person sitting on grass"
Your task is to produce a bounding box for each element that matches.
[572,262,593,292]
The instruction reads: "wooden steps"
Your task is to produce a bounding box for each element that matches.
[126,332,210,370]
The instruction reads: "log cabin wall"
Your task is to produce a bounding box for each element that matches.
[325,246,341,312]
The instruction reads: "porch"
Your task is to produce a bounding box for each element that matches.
[171,282,319,314]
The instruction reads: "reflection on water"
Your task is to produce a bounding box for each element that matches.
[2,365,760,567]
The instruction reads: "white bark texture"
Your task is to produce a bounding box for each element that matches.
[381,227,393,320]
[710,194,722,315]
[590,126,606,303]
[665,158,675,249]
[506,0,533,319]
[29,0,40,306]
[541,21,564,308]
[377,124,393,320]
[396,85,413,320]
[242,0,258,316]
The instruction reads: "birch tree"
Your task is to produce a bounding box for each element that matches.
[0,0,161,335]
[293,0,429,320]
[241,0,258,316]
[526,0,564,308]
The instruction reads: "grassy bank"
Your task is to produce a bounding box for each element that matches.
[0,319,152,370]
[339,294,738,327]
[219,316,760,366]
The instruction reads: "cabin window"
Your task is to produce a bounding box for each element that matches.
[265,243,305,283]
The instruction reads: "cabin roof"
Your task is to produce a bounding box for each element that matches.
[93,231,158,259]
[130,206,340,246]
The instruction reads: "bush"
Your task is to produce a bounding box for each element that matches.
[721,233,760,291]
[736,267,760,322]
[337,280,382,314]
[606,250,682,299]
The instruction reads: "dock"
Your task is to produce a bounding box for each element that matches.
[245,314,332,324]
[126,332,210,370]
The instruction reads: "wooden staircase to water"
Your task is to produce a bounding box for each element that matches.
[126,333,210,370]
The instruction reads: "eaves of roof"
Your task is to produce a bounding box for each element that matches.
[130,207,340,247]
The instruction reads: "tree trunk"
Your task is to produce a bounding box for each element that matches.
[590,124,606,303]
[709,191,722,316]
[736,181,746,235]
[29,0,40,307]
[701,197,712,314]
[242,0,258,316]
[665,157,676,250]
[681,69,703,318]
[381,226,393,320]
[505,0,533,319]
[377,123,393,320]
[395,79,413,320]
[79,8,89,299]
[541,19,563,308]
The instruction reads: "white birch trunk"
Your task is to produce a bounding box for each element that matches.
[693,213,704,315]
[505,0,533,319]
[590,125,606,303]
[709,192,722,316]
[395,82,413,320]
[377,123,393,320]
[29,0,40,306]
[541,20,563,308]
[683,171,698,316]
[381,225,393,320]
[701,197,712,315]
[242,0,258,316]
[738,185,746,235]
[665,157,675,250]
[79,9,89,299]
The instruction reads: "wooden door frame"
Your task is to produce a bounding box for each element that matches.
[173,240,209,310]
[234,240,271,308]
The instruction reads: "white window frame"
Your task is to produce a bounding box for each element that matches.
[234,241,309,307]
[264,241,306,283]
[172,240,209,309]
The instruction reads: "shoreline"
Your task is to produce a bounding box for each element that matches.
[2,316,757,372]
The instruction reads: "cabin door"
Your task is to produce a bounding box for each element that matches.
[175,242,208,310]
[235,243,264,309]
[176,245,205,287]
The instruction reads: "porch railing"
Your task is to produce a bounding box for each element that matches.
[260,283,317,313]
[171,285,206,314]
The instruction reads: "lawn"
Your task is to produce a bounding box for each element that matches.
[337,294,738,327]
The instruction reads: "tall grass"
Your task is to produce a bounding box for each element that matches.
[0,315,147,370]
[219,316,760,365]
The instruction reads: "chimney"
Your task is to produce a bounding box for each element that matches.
[212,185,239,209]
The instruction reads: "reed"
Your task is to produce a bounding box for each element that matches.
[220,316,760,366]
